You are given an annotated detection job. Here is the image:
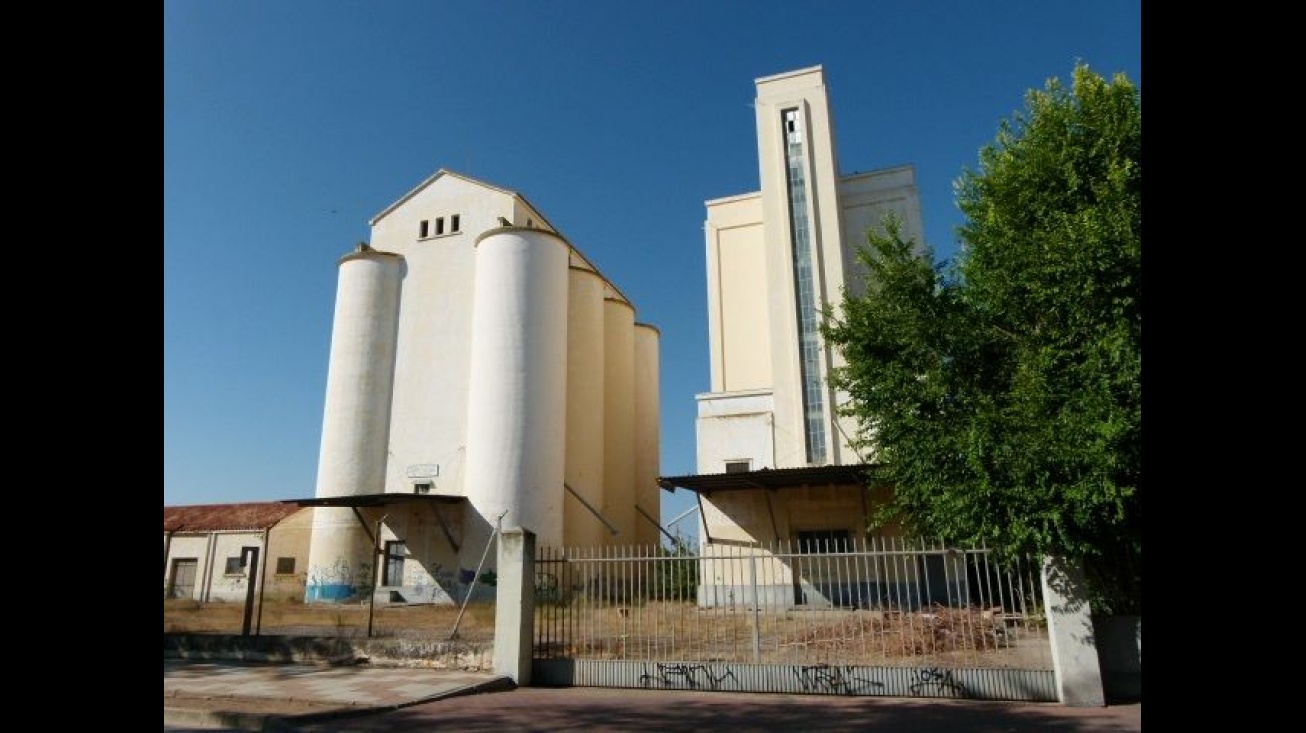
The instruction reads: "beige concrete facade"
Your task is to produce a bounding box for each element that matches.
[699,66,924,476]
[691,66,924,565]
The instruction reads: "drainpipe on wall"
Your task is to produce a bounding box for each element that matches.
[367,513,389,639]
[163,528,178,598]
[255,526,271,635]
[201,532,219,602]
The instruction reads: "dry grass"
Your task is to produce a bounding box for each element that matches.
[163,598,497,641]
[166,598,1049,669]
[537,600,1051,669]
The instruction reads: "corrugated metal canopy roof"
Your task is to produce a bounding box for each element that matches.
[280,493,467,508]
[658,464,877,494]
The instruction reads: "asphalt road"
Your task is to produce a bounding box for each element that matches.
[280,685,1142,732]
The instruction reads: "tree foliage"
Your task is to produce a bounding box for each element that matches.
[822,63,1140,613]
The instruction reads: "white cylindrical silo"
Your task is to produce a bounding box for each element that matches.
[564,266,606,549]
[461,227,570,574]
[634,322,661,548]
[306,245,403,602]
[602,298,636,546]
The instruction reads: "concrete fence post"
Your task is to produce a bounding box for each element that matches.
[494,527,536,685]
[1041,555,1105,706]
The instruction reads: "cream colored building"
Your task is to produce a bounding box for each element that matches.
[297,170,661,603]
[660,66,925,606]
[163,502,313,604]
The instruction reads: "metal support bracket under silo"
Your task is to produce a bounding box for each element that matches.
[635,503,678,545]
[351,507,377,546]
[564,482,619,536]
[431,503,461,553]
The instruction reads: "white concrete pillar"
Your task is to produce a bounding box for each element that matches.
[494,527,536,685]
[1042,556,1107,706]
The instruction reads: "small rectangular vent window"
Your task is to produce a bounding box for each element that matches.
[725,460,751,474]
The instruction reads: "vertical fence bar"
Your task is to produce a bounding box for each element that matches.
[620,543,629,660]
[750,547,761,662]
[536,546,546,659]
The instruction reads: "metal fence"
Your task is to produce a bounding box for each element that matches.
[163,596,497,641]
[533,538,1056,700]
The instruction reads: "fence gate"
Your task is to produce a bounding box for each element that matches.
[532,539,1057,701]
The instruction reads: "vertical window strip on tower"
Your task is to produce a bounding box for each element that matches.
[782,108,827,463]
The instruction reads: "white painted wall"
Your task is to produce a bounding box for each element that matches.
[164,531,267,603]
[370,174,524,497]
[164,535,211,601]
[695,390,775,474]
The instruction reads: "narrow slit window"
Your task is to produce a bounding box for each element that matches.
[798,529,850,553]
[450,214,460,233]
[435,217,445,235]
[419,220,429,238]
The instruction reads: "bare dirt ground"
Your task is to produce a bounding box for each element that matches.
[166,598,1050,670]
[165,693,348,718]
[164,598,497,640]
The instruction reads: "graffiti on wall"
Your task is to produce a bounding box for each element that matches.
[794,664,885,694]
[908,667,970,697]
[307,557,372,591]
[639,663,738,690]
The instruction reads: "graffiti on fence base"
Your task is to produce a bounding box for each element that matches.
[639,663,737,690]
[909,667,969,697]
[794,664,884,694]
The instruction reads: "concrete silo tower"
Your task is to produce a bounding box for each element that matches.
[305,245,403,601]
[460,225,570,578]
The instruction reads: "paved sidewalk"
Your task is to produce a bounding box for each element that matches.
[164,660,1142,732]
[164,660,509,730]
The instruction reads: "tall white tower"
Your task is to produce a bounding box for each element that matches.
[306,246,403,601]
[697,66,925,475]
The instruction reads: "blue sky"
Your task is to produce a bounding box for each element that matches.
[164,1,1141,543]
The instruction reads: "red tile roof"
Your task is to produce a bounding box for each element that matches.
[163,502,302,532]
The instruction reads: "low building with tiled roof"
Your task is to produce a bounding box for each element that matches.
[164,501,313,603]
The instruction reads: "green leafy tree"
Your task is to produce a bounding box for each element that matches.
[823,63,1140,613]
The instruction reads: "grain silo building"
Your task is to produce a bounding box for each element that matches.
[298,170,660,604]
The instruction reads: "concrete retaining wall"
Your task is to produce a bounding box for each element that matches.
[163,633,493,670]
